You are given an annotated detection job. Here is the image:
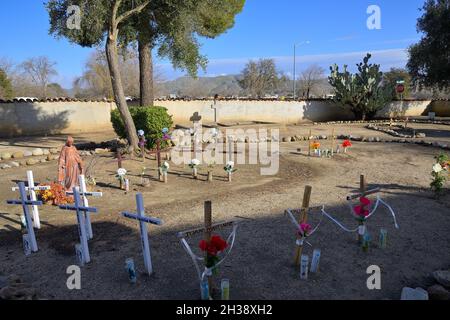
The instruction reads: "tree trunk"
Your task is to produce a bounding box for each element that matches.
[106,34,139,150]
[138,38,154,107]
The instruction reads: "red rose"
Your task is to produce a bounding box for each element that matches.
[199,240,208,251]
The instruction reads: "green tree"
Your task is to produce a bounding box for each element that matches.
[0,68,14,99]
[118,0,245,106]
[407,0,450,89]
[383,68,412,99]
[328,54,392,120]
[239,59,284,97]
[47,0,245,149]
[47,0,152,150]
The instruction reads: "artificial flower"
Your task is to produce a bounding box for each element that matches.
[433,163,443,173]
[199,235,228,257]
[353,197,372,218]
[354,206,370,217]
[311,141,321,150]
[117,168,127,176]
[299,223,312,236]
[342,140,352,148]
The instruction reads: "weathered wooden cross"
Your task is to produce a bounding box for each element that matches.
[190,112,203,157]
[294,186,312,266]
[66,175,103,240]
[330,128,335,156]
[308,129,313,156]
[7,182,43,253]
[346,175,381,201]
[11,170,50,229]
[177,201,240,298]
[346,175,381,243]
[59,187,98,264]
[211,97,219,124]
[121,193,163,276]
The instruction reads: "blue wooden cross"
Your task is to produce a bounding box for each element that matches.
[7,182,43,253]
[121,193,163,276]
[59,187,98,265]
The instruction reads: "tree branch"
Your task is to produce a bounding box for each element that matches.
[109,0,123,38]
[116,0,151,27]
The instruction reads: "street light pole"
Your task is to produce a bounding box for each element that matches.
[293,41,310,101]
[293,44,296,100]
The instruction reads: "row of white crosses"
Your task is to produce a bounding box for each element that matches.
[7,171,102,262]
[7,172,163,276]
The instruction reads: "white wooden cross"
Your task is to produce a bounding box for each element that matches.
[7,182,43,253]
[66,175,103,240]
[59,187,98,264]
[11,170,50,229]
[121,193,164,276]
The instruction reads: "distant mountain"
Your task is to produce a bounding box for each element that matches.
[155,74,334,99]
[156,75,243,98]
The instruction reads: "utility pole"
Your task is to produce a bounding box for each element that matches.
[293,41,310,101]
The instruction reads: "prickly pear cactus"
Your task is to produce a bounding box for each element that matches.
[328,53,392,120]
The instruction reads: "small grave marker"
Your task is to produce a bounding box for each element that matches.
[7,182,43,253]
[66,175,103,240]
[294,186,312,266]
[59,188,98,264]
[121,193,163,276]
[11,170,50,229]
[177,201,241,299]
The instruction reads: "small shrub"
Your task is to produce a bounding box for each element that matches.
[111,106,173,150]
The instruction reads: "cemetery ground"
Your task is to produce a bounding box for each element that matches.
[1,122,450,300]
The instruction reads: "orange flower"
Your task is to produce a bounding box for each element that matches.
[311,141,321,150]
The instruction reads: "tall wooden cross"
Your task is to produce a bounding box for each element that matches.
[347,175,381,243]
[294,186,312,266]
[59,187,98,264]
[11,170,50,229]
[308,129,312,156]
[211,96,219,124]
[330,129,335,156]
[7,182,43,253]
[66,175,103,240]
[177,201,240,298]
[346,175,381,201]
[121,193,163,276]
[190,112,202,157]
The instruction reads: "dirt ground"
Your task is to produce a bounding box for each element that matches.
[1,122,450,300]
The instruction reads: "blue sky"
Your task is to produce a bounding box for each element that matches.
[0,0,426,87]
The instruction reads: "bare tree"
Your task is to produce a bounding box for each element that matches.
[73,49,145,100]
[298,64,325,99]
[20,56,58,98]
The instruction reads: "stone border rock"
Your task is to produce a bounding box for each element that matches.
[313,119,450,126]
[0,139,123,170]
[365,124,427,139]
